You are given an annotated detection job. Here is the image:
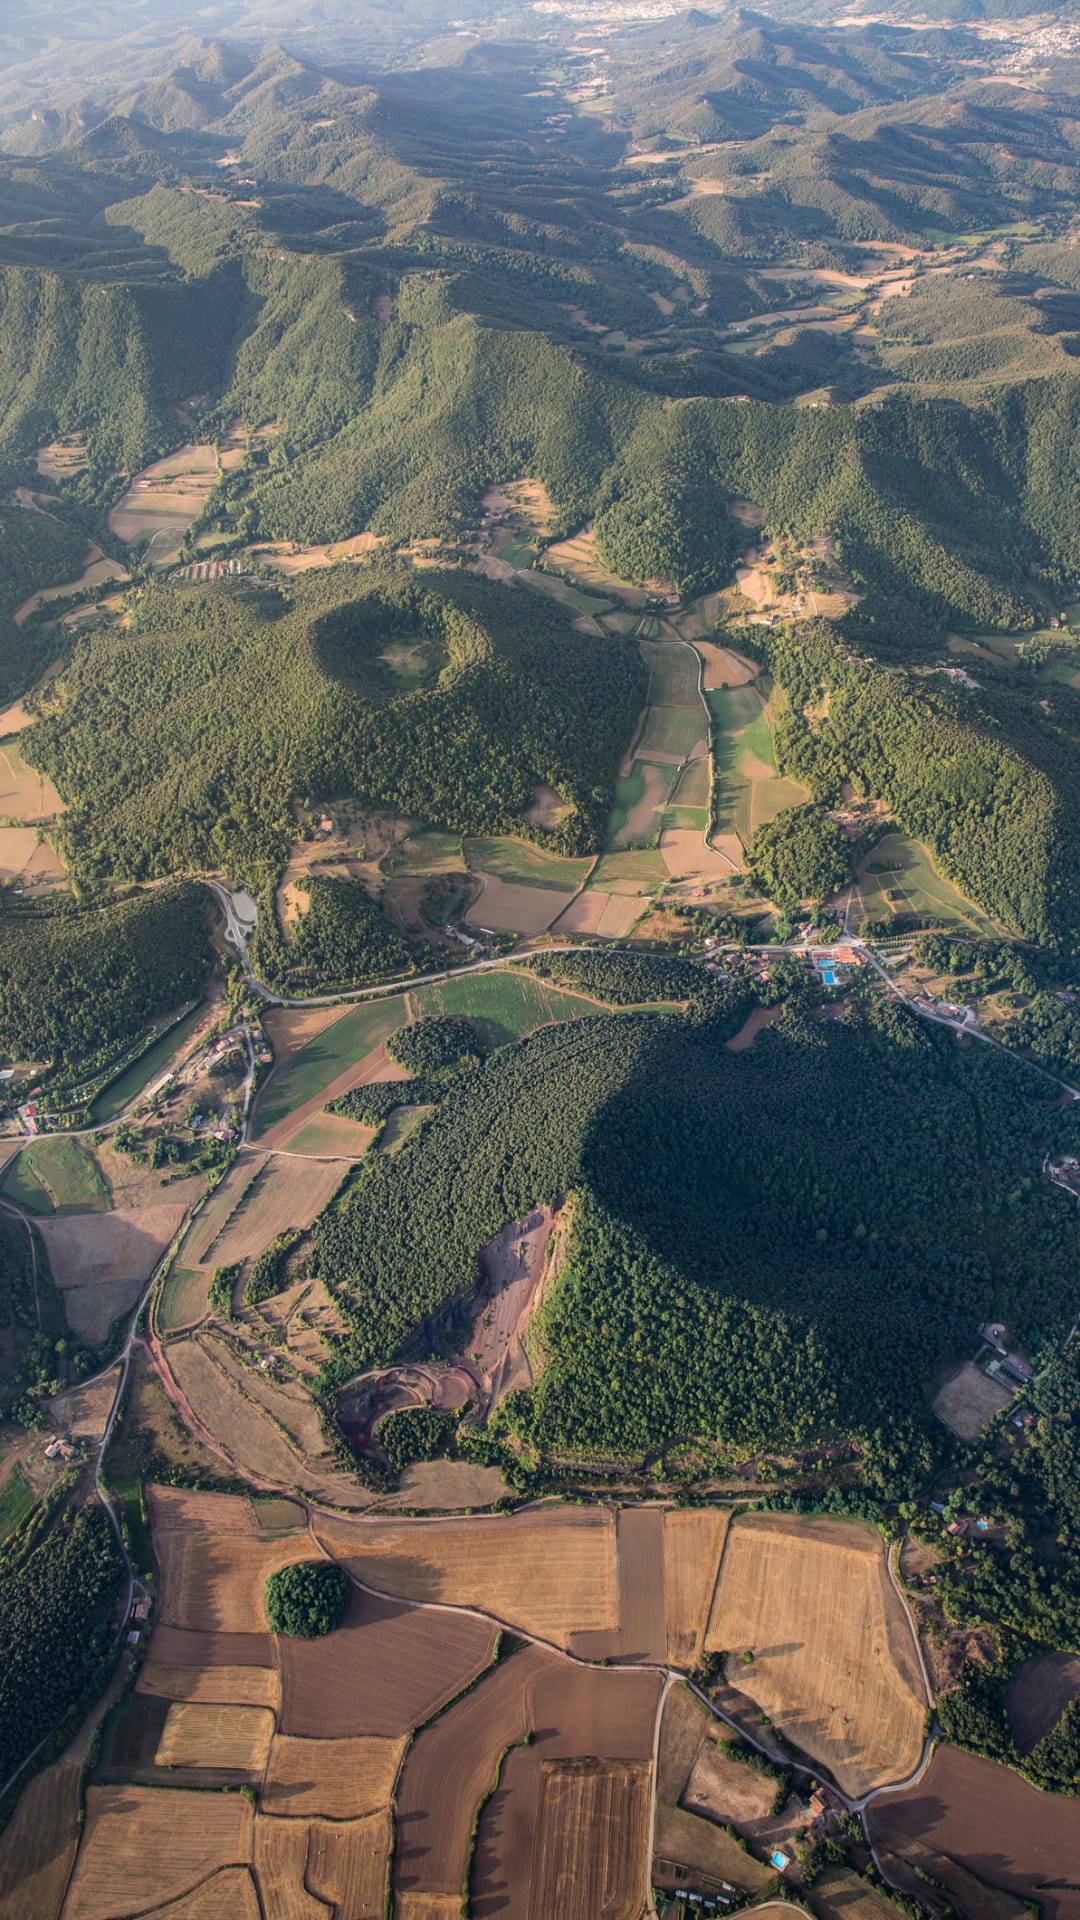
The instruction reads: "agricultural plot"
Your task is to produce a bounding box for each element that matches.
[0,1750,82,1920]
[653,1803,773,1896]
[551,888,646,937]
[705,1512,927,1797]
[0,825,65,888]
[608,761,680,848]
[932,1361,1013,1440]
[464,837,593,892]
[464,875,576,935]
[137,1662,281,1709]
[472,1662,661,1917]
[855,831,995,936]
[663,1508,729,1669]
[868,1745,1080,1910]
[659,827,739,883]
[394,1643,554,1908]
[3,1138,110,1215]
[314,1505,618,1648]
[262,1733,406,1817]
[155,1702,274,1771]
[158,1267,210,1334]
[285,1111,376,1157]
[107,443,220,566]
[46,1367,119,1444]
[540,522,647,604]
[696,642,758,690]
[149,1485,325,1631]
[0,737,63,823]
[63,1786,253,1920]
[277,1581,498,1738]
[589,849,669,891]
[709,684,807,853]
[638,704,707,761]
[42,1205,187,1344]
[251,996,407,1146]
[164,1335,366,1505]
[411,970,600,1049]
[811,1867,908,1920]
[196,1154,345,1266]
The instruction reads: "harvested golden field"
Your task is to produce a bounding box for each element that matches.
[389,1458,507,1511]
[0,739,62,820]
[253,1818,329,1920]
[180,1155,263,1266]
[286,1112,376,1157]
[165,1337,368,1505]
[684,1731,779,1824]
[660,828,740,882]
[526,1759,650,1920]
[150,1485,323,1631]
[396,1898,462,1920]
[195,1332,330,1460]
[140,1867,260,1920]
[63,1786,253,1920]
[154,1702,274,1770]
[278,1583,498,1738]
[306,1814,392,1919]
[39,1205,187,1338]
[653,1802,772,1892]
[0,1752,81,1920]
[664,1508,729,1669]
[657,1682,714,1805]
[706,1512,927,1796]
[696,642,758,689]
[136,1662,280,1710]
[206,1155,345,1267]
[262,1733,406,1818]
[314,1505,617,1648]
[148,1486,260,1534]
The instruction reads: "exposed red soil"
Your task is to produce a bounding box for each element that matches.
[277,1581,498,1738]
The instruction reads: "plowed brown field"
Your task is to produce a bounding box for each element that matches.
[278,1582,498,1737]
[394,1644,556,1905]
[706,1512,926,1797]
[664,1509,729,1668]
[63,1787,253,1920]
[262,1733,406,1817]
[615,1507,666,1664]
[144,1626,275,1668]
[868,1744,1080,1918]
[314,1506,617,1647]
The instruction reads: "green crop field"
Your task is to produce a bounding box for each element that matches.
[464,836,594,890]
[647,642,700,707]
[3,1137,111,1215]
[672,758,710,807]
[412,968,604,1048]
[251,995,406,1139]
[663,806,709,831]
[710,684,806,846]
[158,1266,210,1334]
[519,570,613,617]
[589,849,669,890]
[858,831,996,934]
[0,1463,34,1543]
[391,831,465,874]
[638,705,706,760]
[93,1006,205,1123]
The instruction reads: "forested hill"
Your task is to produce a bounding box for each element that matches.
[26,569,645,882]
[317,985,1080,1477]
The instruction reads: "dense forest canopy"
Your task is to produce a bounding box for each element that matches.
[27,570,645,881]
